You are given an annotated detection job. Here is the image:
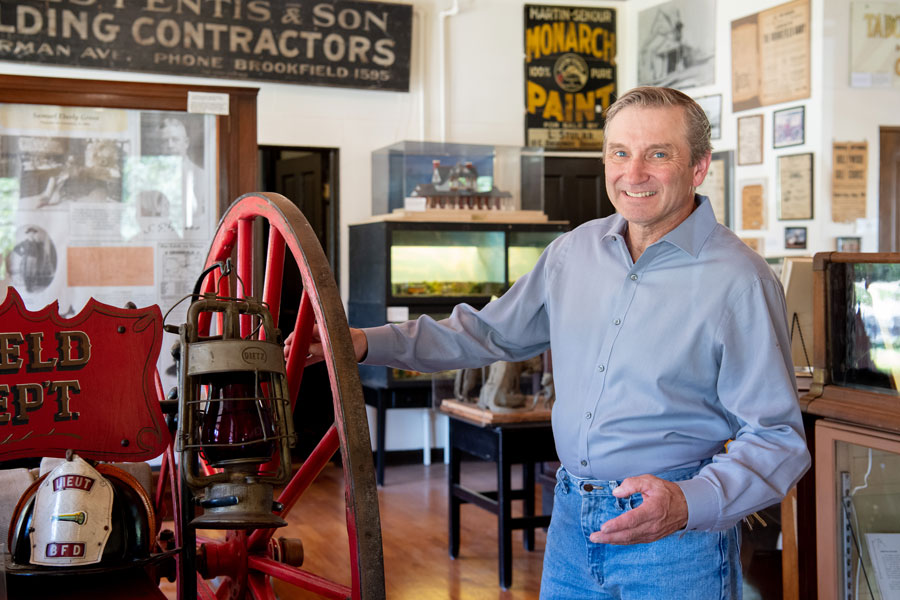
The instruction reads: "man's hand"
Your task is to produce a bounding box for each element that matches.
[589,475,688,545]
[283,326,368,364]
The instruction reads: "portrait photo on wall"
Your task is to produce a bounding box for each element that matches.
[637,0,716,89]
[773,106,805,148]
[836,236,861,252]
[785,226,807,250]
[696,94,722,139]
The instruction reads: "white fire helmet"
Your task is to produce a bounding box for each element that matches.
[29,453,114,566]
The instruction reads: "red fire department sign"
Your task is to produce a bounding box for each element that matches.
[0,288,169,461]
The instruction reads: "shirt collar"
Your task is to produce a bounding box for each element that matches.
[599,194,718,258]
[660,194,718,258]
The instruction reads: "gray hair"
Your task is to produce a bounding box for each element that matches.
[602,87,712,166]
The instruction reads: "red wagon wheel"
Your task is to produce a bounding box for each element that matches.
[179,192,385,600]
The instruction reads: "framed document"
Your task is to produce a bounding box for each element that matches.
[738,114,763,165]
[740,180,766,230]
[731,0,811,111]
[778,152,814,220]
[773,106,805,148]
[696,150,732,226]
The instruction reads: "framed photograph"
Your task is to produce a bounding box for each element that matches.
[696,95,722,140]
[737,114,763,165]
[785,226,807,250]
[836,236,861,252]
[637,0,717,90]
[777,152,814,220]
[773,106,805,148]
[696,150,732,226]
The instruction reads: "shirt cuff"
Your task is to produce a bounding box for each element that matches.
[360,326,390,365]
[675,476,720,531]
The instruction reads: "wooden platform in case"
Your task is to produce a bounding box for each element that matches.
[439,399,551,425]
[365,209,563,224]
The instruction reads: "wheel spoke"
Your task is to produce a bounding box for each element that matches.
[286,291,315,407]
[261,227,286,339]
[248,556,352,600]
[237,217,254,337]
[248,572,276,600]
[247,425,340,550]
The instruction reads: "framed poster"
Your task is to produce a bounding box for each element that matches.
[832,141,868,222]
[637,0,716,89]
[524,5,617,150]
[778,152,814,220]
[773,106,805,148]
[850,1,900,88]
[696,150,732,226]
[737,115,763,165]
[731,0,811,111]
[785,226,807,249]
[696,95,723,140]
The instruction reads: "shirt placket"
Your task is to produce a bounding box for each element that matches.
[577,241,660,472]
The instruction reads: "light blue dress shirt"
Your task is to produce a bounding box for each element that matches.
[363,196,811,531]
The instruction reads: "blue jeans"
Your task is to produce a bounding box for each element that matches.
[539,464,741,599]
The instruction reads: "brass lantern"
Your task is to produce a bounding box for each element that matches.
[175,293,296,529]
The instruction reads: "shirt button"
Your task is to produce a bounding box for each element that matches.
[610,235,617,241]
[597,365,605,372]
[630,274,638,281]
[581,460,588,467]
[583,483,594,492]
[613,318,621,325]
[585,412,592,419]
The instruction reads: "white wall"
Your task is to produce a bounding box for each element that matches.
[1,0,896,453]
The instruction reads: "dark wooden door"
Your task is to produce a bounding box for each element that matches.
[879,127,900,251]
[276,154,325,244]
[543,157,614,228]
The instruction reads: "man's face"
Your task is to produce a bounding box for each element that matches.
[604,105,710,239]
[161,122,189,156]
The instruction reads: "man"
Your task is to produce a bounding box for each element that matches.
[291,87,810,598]
[159,117,206,230]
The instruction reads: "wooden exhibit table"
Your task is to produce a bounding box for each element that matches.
[441,400,557,590]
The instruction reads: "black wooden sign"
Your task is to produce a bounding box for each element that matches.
[0,0,412,92]
[524,4,617,150]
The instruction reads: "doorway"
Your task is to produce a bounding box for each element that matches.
[879,127,900,251]
[258,146,340,459]
[543,156,614,228]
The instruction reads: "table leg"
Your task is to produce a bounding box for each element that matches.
[523,461,535,551]
[448,423,461,558]
[375,389,386,486]
[498,438,512,590]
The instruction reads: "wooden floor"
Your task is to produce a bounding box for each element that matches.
[272,460,546,600]
[163,459,782,599]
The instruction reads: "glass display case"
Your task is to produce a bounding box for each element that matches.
[371,140,545,215]
[794,253,900,600]
[349,220,567,389]
[815,420,900,600]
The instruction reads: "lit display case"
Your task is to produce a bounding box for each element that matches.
[371,140,544,215]
[349,220,567,389]
[796,253,900,600]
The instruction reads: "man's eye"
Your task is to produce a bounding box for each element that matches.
[614,150,627,157]
[652,151,666,159]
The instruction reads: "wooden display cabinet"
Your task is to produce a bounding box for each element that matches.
[786,252,900,600]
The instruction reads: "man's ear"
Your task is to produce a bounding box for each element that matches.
[692,151,712,188]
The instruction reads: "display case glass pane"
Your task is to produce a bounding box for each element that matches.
[832,439,900,599]
[508,230,561,285]
[390,310,456,382]
[372,140,544,214]
[828,262,900,396]
[389,230,505,298]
